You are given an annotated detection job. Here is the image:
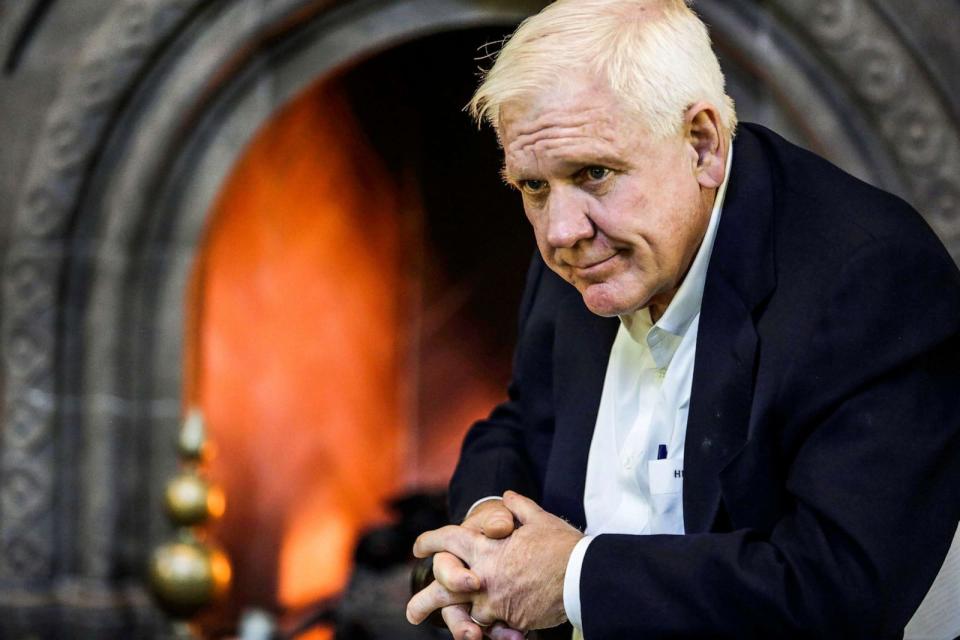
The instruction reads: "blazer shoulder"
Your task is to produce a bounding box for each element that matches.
[737,124,960,373]
[740,123,952,263]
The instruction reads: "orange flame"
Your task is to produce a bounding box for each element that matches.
[186,68,521,638]
[191,77,403,615]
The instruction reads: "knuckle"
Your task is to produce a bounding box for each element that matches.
[412,534,426,553]
[434,572,458,592]
[472,604,495,623]
[432,556,449,580]
[440,550,463,568]
[432,582,452,605]
[406,602,423,623]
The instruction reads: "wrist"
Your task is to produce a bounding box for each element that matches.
[563,535,594,631]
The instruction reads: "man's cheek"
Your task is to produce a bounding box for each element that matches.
[542,257,577,286]
[531,237,557,271]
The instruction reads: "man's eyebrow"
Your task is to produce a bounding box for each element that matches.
[569,153,629,170]
[502,155,628,183]
[500,165,521,186]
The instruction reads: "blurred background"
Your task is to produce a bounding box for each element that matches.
[0,0,958,638]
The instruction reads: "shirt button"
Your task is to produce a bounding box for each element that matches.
[623,456,633,470]
[656,368,666,379]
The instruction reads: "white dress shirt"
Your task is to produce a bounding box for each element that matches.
[564,147,733,636]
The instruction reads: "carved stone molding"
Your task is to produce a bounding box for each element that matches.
[2,0,199,582]
[771,0,960,252]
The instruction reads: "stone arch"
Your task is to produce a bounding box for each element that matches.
[1,0,958,635]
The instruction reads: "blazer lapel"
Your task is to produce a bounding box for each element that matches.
[544,290,619,530]
[684,125,777,533]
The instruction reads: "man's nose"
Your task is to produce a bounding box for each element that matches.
[545,189,593,248]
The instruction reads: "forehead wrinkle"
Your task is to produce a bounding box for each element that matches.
[504,99,615,133]
[536,135,621,155]
[502,97,634,179]
[504,146,547,181]
[508,113,616,148]
[510,105,612,135]
[508,123,617,151]
[506,132,628,178]
[506,121,622,163]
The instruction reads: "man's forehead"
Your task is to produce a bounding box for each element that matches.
[502,104,615,142]
[499,85,638,178]
[499,77,620,130]
[500,133,632,184]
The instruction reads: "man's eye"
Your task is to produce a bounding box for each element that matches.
[520,179,547,194]
[584,166,610,181]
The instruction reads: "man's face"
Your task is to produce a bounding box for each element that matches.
[500,79,717,318]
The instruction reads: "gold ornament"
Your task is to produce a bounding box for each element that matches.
[177,409,209,461]
[149,533,232,618]
[164,471,226,526]
[149,408,232,627]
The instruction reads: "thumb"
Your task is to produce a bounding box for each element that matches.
[480,502,516,539]
[502,490,545,525]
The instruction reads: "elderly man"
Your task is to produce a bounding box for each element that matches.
[406,0,960,638]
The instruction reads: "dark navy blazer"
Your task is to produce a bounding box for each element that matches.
[449,123,960,638]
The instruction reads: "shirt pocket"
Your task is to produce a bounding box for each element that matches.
[648,457,685,534]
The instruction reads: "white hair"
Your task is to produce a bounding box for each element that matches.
[468,0,737,140]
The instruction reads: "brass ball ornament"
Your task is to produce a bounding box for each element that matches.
[177,409,209,461]
[149,534,232,618]
[163,471,226,526]
[149,408,232,630]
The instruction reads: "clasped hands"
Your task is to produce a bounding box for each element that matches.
[406,490,583,640]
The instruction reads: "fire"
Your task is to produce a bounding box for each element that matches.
[190,77,403,617]
[185,61,523,636]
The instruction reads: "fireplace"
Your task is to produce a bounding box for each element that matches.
[2,0,959,637]
[188,27,534,635]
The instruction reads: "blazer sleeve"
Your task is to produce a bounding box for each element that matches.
[579,238,960,638]
[447,253,548,523]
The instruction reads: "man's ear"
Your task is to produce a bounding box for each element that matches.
[683,102,726,189]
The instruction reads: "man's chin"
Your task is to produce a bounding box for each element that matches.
[580,285,640,318]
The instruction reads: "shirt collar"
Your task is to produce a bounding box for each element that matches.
[621,143,735,367]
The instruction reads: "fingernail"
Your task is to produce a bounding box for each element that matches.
[465,575,480,590]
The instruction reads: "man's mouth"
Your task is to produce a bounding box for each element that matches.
[568,252,619,277]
